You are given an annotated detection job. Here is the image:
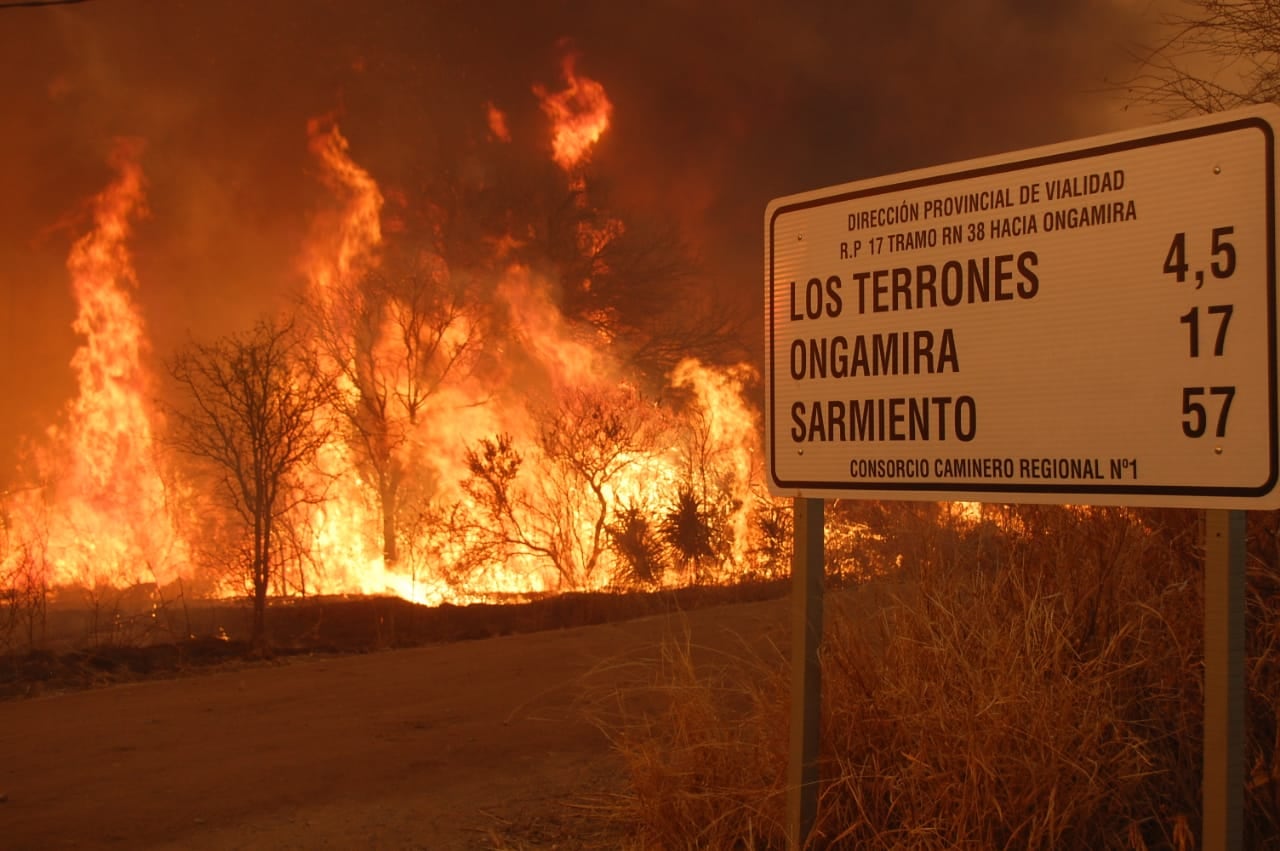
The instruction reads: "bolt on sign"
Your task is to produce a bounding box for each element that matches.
[765,105,1280,508]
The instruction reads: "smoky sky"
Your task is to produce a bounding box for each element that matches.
[0,0,1154,482]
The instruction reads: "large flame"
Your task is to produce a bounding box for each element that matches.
[4,140,185,592]
[534,55,613,170]
[304,116,384,309]
[297,118,449,603]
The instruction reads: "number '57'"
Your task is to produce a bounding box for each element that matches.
[1182,386,1235,438]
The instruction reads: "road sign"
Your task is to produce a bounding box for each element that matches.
[765,105,1280,508]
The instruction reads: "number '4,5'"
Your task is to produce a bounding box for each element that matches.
[1164,227,1236,285]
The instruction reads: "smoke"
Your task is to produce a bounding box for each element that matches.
[0,0,1152,480]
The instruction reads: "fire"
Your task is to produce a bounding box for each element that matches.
[3,52,775,619]
[534,55,613,170]
[4,140,185,592]
[669,359,761,569]
[498,263,611,390]
[304,116,384,309]
[296,117,446,602]
[486,102,512,143]
[573,185,626,299]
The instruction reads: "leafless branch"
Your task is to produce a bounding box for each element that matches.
[1125,0,1280,115]
[166,316,333,651]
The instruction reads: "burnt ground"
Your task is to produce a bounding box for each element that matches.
[0,582,794,849]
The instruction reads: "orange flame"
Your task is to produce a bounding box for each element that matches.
[486,102,512,143]
[297,119,407,598]
[304,117,384,308]
[4,79,770,610]
[669,359,761,570]
[534,55,613,170]
[6,140,185,591]
[290,117,764,600]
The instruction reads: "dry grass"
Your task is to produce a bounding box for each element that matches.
[599,631,788,848]
[601,505,1280,849]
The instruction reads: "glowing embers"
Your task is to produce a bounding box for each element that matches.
[486,102,512,143]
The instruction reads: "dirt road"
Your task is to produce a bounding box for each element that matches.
[0,596,790,850]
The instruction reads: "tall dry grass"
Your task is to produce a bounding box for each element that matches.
[600,630,789,847]
[602,505,1280,849]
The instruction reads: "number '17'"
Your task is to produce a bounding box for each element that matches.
[1179,305,1233,357]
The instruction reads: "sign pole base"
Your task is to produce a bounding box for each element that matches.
[787,497,823,849]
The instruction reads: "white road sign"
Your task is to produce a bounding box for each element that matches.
[765,105,1280,507]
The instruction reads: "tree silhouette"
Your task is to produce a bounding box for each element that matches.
[1129,1,1280,114]
[167,317,332,652]
[608,502,668,588]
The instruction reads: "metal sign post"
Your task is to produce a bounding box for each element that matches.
[787,497,823,849]
[1203,508,1246,850]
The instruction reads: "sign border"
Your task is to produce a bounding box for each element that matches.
[766,113,1279,502]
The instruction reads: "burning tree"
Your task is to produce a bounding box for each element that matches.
[0,504,49,653]
[607,503,669,588]
[457,384,668,592]
[660,487,725,584]
[306,251,480,566]
[289,68,746,596]
[166,318,333,651]
[665,360,760,583]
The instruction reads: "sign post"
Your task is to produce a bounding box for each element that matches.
[1204,508,1247,850]
[787,497,823,848]
[766,105,1280,849]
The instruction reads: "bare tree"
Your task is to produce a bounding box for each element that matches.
[457,385,664,591]
[1128,0,1280,114]
[0,507,48,654]
[167,317,332,652]
[307,253,479,565]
